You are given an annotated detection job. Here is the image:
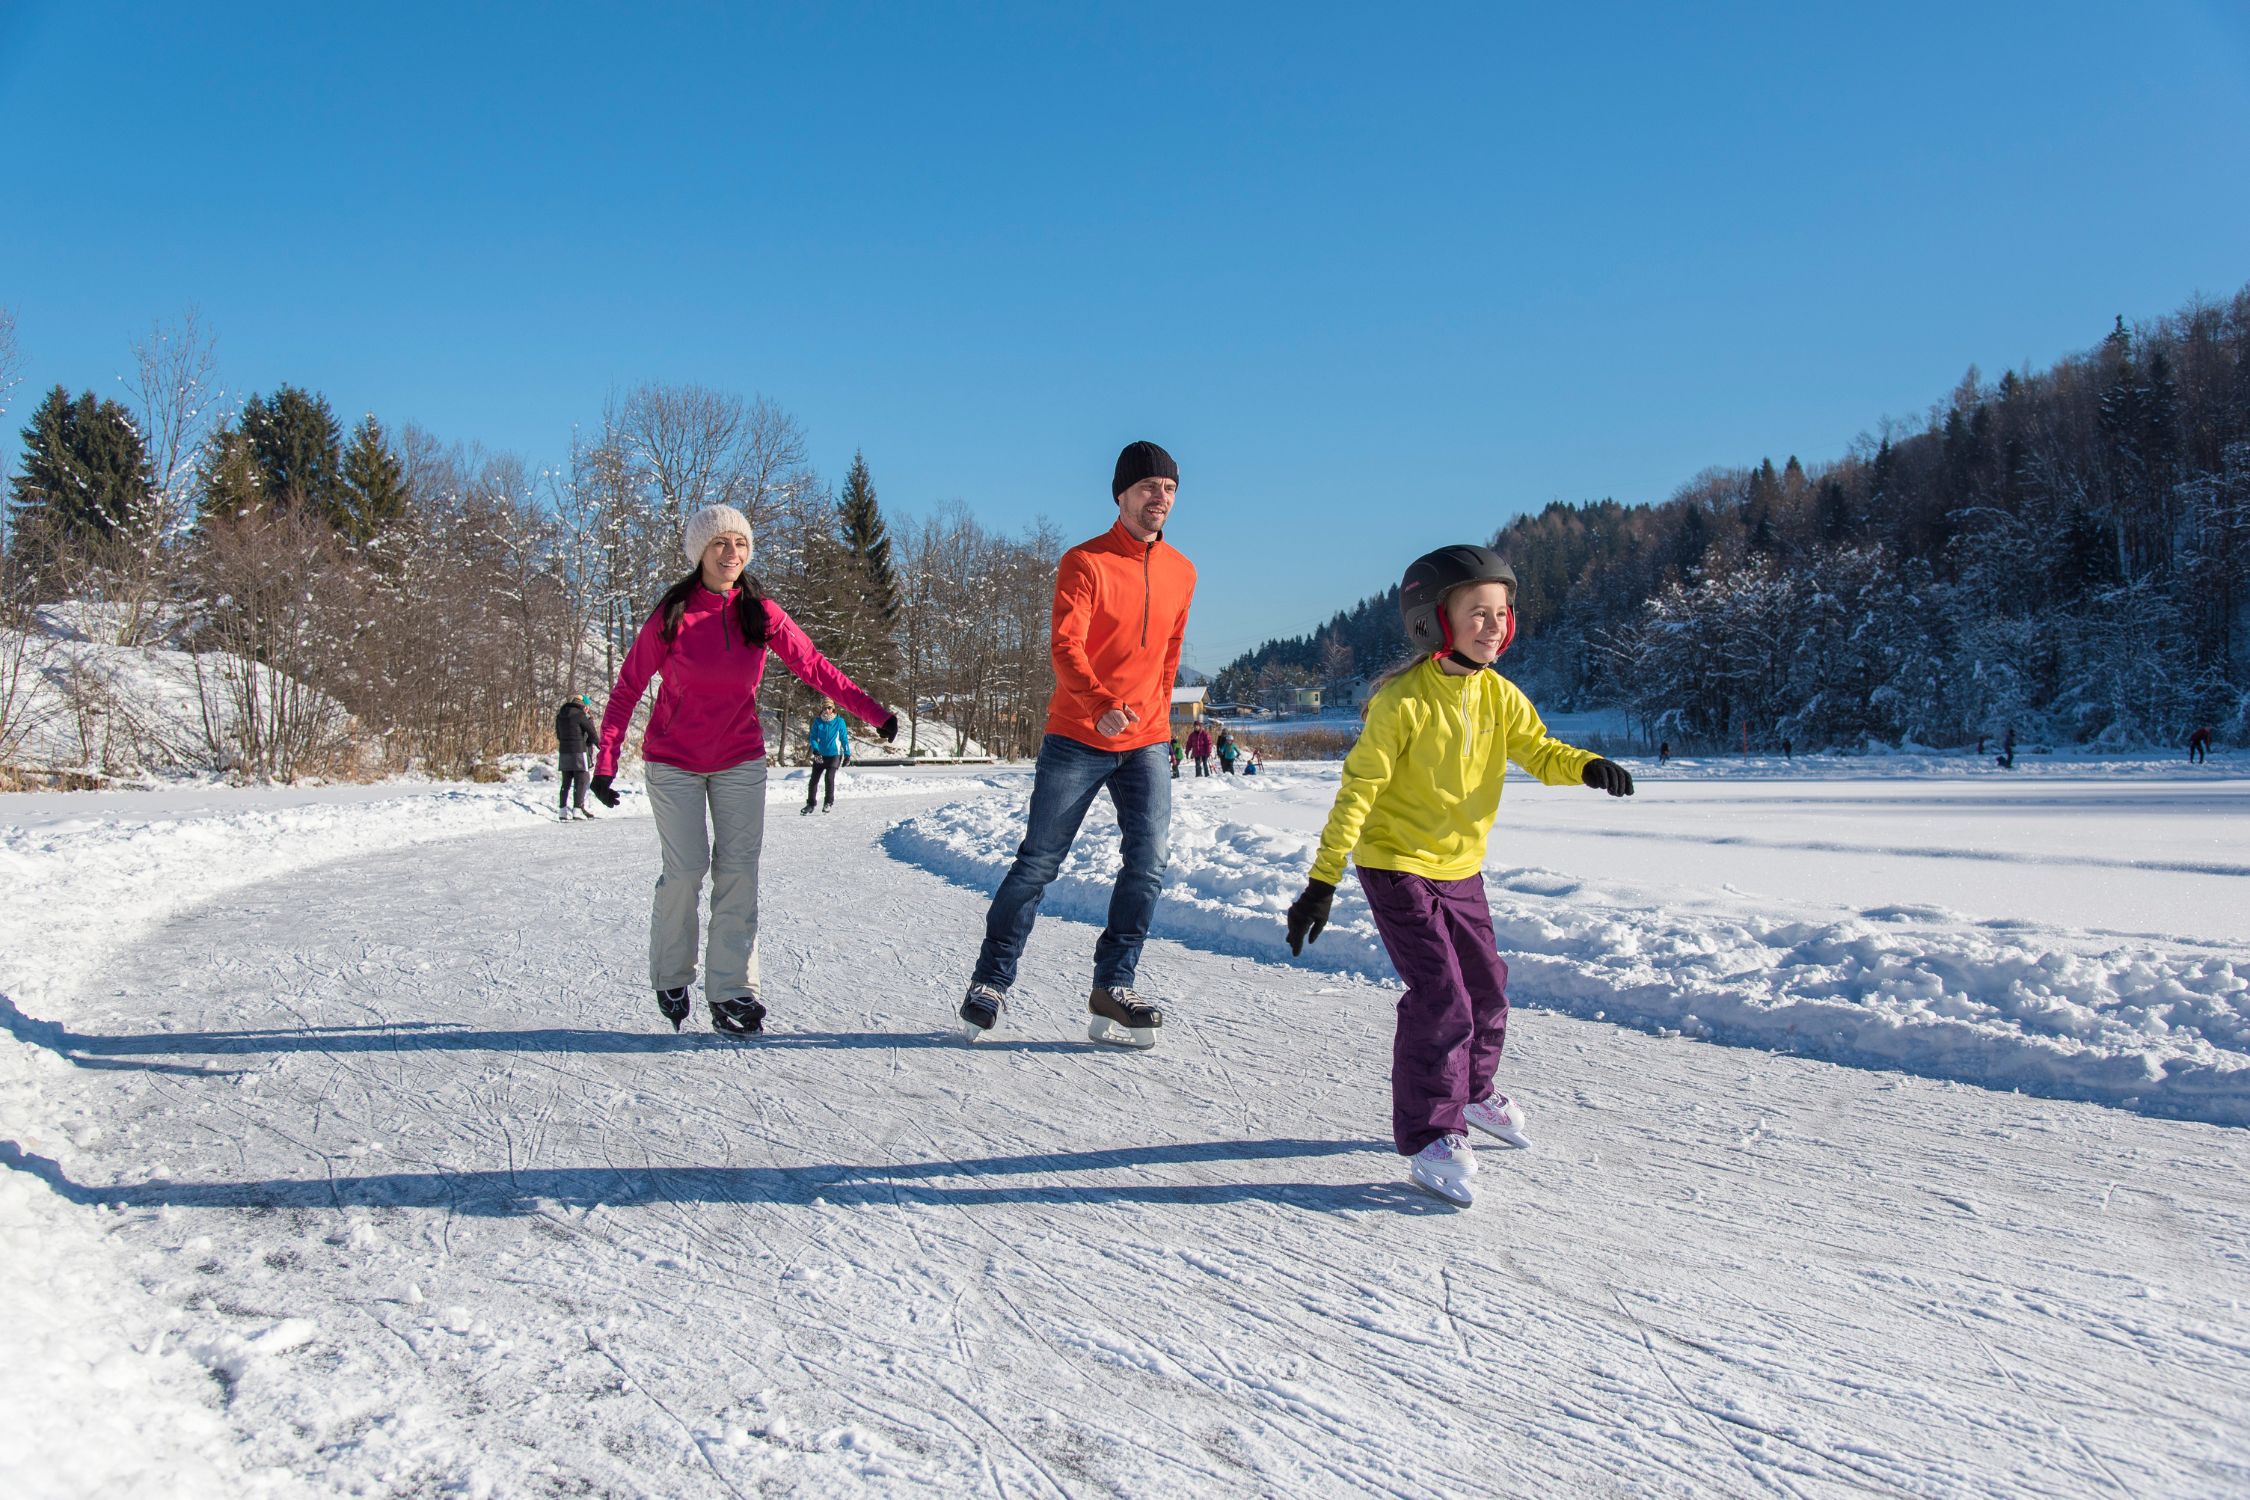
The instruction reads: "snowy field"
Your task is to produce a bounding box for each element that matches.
[4,757,2247,1496]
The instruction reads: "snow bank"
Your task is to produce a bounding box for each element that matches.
[0,1166,282,1499]
[885,785,2250,1126]
[2,603,370,780]
[0,782,588,1495]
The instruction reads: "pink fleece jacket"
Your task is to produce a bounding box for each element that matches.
[596,587,888,777]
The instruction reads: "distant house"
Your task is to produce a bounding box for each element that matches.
[1283,686,1323,714]
[1169,685,1207,729]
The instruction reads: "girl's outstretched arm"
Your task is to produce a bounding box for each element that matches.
[1496,679,1602,788]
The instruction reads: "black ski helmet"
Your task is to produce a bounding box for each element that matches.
[1399,545,1518,656]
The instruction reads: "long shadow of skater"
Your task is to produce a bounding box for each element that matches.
[2,1138,1449,1217]
[0,998,1096,1073]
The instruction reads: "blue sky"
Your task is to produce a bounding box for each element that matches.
[4,2,2248,669]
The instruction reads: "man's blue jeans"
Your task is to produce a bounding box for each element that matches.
[972,733,1173,993]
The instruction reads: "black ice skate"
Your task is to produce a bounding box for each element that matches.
[655,986,693,1030]
[957,982,1006,1042]
[1087,986,1162,1050]
[709,995,767,1036]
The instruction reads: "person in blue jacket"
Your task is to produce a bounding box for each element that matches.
[804,700,852,814]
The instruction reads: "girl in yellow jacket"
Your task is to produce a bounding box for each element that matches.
[1284,545,1636,1206]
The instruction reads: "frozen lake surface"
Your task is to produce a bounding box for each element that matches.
[4,758,2246,1496]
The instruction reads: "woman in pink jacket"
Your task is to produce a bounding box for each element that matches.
[592,504,896,1035]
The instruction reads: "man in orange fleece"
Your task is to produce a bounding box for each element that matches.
[958,441,1197,1049]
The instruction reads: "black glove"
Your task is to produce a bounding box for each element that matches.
[878,713,900,744]
[1285,878,1336,955]
[1581,758,1634,797]
[590,774,620,808]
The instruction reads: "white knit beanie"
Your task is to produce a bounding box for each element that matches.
[683,504,754,568]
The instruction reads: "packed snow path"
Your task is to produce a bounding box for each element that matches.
[19,775,2250,1496]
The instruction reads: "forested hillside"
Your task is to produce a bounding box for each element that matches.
[1215,287,2250,751]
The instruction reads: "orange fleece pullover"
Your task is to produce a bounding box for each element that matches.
[1046,520,1197,752]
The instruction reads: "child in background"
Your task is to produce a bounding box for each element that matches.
[1283,545,1635,1206]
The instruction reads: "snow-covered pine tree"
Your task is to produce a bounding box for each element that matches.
[237,385,346,521]
[338,414,410,545]
[195,420,265,521]
[8,385,156,558]
[837,449,901,627]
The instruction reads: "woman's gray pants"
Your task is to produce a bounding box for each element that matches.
[642,759,767,999]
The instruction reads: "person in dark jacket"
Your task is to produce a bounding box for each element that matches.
[555,695,597,818]
[2189,725,2213,764]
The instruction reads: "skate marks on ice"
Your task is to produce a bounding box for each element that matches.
[39,789,2250,1497]
[38,809,1494,1494]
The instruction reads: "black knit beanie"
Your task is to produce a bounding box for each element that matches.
[1112,440,1179,499]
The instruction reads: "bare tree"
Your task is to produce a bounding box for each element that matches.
[126,311,222,545]
[0,561,56,784]
[0,305,21,427]
[85,312,226,646]
[564,425,650,684]
[548,431,629,694]
[0,303,23,575]
[890,505,1060,760]
[728,394,817,528]
[610,384,815,601]
[186,510,363,781]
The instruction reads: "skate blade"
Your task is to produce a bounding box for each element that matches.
[1087,1017,1157,1049]
[1472,1122,1532,1150]
[959,1020,993,1042]
[1409,1168,1475,1206]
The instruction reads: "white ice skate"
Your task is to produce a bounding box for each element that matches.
[1463,1091,1531,1149]
[1408,1134,1477,1206]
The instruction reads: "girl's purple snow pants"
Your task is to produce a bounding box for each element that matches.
[1356,867,1511,1157]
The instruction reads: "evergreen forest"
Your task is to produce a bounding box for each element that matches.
[1214,287,2250,751]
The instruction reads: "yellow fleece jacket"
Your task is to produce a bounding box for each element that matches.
[1309,658,1599,886]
